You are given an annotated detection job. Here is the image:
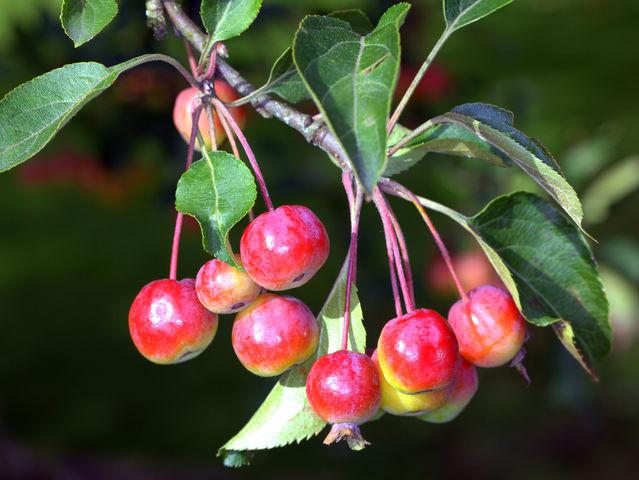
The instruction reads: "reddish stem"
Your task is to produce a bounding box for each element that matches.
[385,197,415,309]
[205,104,218,151]
[341,173,363,351]
[374,188,414,313]
[214,99,255,222]
[183,39,198,78]
[202,47,218,81]
[169,104,203,280]
[373,190,403,317]
[382,178,469,303]
[211,97,274,211]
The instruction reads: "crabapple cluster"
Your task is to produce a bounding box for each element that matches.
[129,84,528,451]
[128,205,330,373]
[305,284,526,445]
[129,88,329,374]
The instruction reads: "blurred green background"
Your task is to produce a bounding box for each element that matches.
[1,0,638,478]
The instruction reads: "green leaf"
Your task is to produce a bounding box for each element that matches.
[218,256,366,466]
[443,0,514,33]
[0,56,160,173]
[408,191,610,376]
[434,103,584,229]
[200,0,262,63]
[293,3,411,193]
[385,123,510,176]
[225,48,309,107]
[60,0,118,47]
[175,151,256,268]
[226,11,373,107]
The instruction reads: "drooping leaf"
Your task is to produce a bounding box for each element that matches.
[293,3,411,193]
[405,191,610,376]
[443,0,514,33]
[0,56,161,173]
[218,257,366,466]
[433,103,584,229]
[200,0,262,64]
[175,151,256,267]
[60,0,118,47]
[385,122,510,176]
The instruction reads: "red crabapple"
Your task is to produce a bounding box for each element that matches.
[372,350,449,416]
[377,309,460,394]
[420,359,479,423]
[306,350,381,450]
[128,279,218,364]
[240,205,330,291]
[195,256,261,314]
[448,285,526,368]
[232,293,319,376]
[172,80,245,150]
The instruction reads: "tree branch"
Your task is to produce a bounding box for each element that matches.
[161,0,349,169]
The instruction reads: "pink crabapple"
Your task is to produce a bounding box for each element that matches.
[448,285,526,368]
[240,205,330,291]
[195,255,261,314]
[128,279,218,364]
[372,350,450,416]
[377,308,460,394]
[232,293,319,376]
[306,350,381,450]
[420,358,479,423]
[172,80,245,150]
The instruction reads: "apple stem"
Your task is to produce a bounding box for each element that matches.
[214,98,256,222]
[374,188,414,315]
[183,39,198,78]
[384,197,416,309]
[169,103,203,280]
[211,97,274,211]
[381,178,469,304]
[341,173,363,351]
[201,45,218,80]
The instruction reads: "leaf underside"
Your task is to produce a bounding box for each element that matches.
[60,0,118,47]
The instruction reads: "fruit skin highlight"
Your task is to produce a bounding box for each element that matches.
[232,293,319,377]
[420,359,479,423]
[448,285,526,368]
[172,80,245,150]
[306,350,381,425]
[195,256,261,314]
[129,278,218,364]
[377,308,460,394]
[372,350,449,416]
[240,205,330,291]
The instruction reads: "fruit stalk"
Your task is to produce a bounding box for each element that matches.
[169,103,203,280]
[341,172,363,351]
[382,178,469,303]
[211,97,274,211]
[384,196,415,308]
[373,188,414,314]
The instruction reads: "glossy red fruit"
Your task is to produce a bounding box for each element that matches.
[377,309,460,394]
[372,350,449,416]
[172,80,245,150]
[195,256,261,314]
[306,350,381,425]
[420,359,479,423]
[448,285,526,368]
[129,279,218,364]
[232,293,319,376]
[240,205,330,291]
